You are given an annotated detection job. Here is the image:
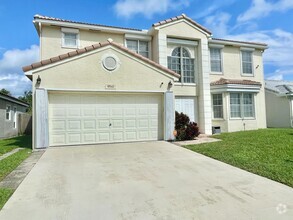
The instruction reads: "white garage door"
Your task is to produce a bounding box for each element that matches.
[48,93,163,146]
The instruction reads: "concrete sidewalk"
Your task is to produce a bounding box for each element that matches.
[0,141,292,220]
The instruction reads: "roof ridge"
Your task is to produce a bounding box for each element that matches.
[152,13,212,35]
[34,14,143,32]
[211,38,267,47]
[211,78,261,86]
[23,40,180,79]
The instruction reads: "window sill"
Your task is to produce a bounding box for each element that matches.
[241,73,254,77]
[174,82,196,86]
[212,118,225,121]
[61,45,79,49]
[210,72,223,75]
[229,117,256,120]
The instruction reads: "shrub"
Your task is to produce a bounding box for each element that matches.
[175,111,200,141]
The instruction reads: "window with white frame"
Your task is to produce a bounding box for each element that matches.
[210,48,222,72]
[230,93,255,118]
[168,47,195,83]
[63,33,78,48]
[6,105,11,120]
[212,94,223,118]
[126,39,149,58]
[241,51,253,74]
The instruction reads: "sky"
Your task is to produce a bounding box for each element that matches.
[0,0,293,97]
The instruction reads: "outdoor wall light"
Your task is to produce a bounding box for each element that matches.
[168,81,173,87]
[36,75,41,85]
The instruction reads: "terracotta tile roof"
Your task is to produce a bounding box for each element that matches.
[211,38,268,47]
[210,78,262,86]
[34,15,142,32]
[22,40,180,79]
[152,14,212,35]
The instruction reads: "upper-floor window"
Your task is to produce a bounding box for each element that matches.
[212,94,223,118]
[168,47,195,83]
[6,105,11,120]
[241,50,253,75]
[126,39,149,58]
[210,48,222,73]
[61,28,79,49]
[230,93,255,118]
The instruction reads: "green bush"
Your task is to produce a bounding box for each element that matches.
[175,111,200,141]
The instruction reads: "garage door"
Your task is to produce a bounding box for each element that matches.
[48,93,163,146]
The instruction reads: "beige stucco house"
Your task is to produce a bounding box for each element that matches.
[265,80,293,128]
[23,14,268,149]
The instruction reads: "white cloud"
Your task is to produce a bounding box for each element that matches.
[204,12,231,37]
[114,0,190,19]
[193,0,236,19]
[0,45,39,97]
[237,0,293,22]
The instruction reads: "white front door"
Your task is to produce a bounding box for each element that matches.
[175,97,197,122]
[48,92,163,146]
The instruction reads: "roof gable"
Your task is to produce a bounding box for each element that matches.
[23,39,180,80]
[152,14,212,35]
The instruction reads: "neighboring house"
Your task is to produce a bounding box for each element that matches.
[23,14,268,149]
[265,80,293,128]
[0,92,29,139]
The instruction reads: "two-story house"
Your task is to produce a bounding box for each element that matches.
[23,14,268,149]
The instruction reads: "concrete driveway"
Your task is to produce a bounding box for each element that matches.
[0,141,292,220]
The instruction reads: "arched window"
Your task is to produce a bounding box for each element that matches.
[168,47,195,83]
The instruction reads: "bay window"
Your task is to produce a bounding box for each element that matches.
[230,93,255,118]
[212,94,223,118]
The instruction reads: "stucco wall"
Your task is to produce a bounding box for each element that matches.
[41,26,124,60]
[265,90,291,127]
[33,47,175,92]
[0,99,27,139]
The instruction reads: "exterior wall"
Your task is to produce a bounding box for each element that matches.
[209,47,264,82]
[33,48,175,91]
[154,21,212,134]
[0,99,27,139]
[31,46,177,148]
[41,26,124,60]
[210,46,267,132]
[265,90,291,127]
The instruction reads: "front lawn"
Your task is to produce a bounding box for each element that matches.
[0,135,32,209]
[0,135,32,156]
[0,188,14,209]
[185,128,293,187]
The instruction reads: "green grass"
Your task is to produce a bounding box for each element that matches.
[0,148,32,181]
[185,128,293,187]
[0,135,32,209]
[0,135,32,156]
[0,188,14,209]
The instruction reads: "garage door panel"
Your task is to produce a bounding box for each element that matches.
[97,119,110,129]
[50,108,66,118]
[97,108,110,117]
[49,93,162,146]
[98,133,110,142]
[50,133,66,145]
[125,119,136,128]
[83,120,96,130]
[67,120,81,131]
[68,133,81,144]
[51,120,66,131]
[83,133,96,143]
[82,108,96,117]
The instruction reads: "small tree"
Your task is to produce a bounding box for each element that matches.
[175,111,200,141]
[18,90,32,113]
[0,88,11,96]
